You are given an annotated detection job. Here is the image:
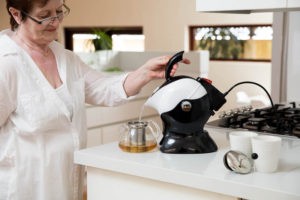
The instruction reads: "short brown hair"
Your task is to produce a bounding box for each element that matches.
[6,0,50,30]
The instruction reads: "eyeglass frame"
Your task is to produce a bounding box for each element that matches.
[20,4,70,25]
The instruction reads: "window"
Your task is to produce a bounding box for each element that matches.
[64,27,144,52]
[190,25,272,62]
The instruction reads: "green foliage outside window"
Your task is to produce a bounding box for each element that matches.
[193,25,273,61]
[197,27,246,60]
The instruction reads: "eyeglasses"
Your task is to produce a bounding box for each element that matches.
[21,4,70,26]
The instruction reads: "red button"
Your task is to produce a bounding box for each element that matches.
[201,78,212,84]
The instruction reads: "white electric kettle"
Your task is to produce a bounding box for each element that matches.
[144,51,227,154]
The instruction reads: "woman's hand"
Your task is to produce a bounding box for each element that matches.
[123,55,190,97]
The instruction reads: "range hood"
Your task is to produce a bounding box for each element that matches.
[196,0,300,13]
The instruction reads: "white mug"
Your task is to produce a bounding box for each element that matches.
[229,131,258,158]
[251,135,282,173]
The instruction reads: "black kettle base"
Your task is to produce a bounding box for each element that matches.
[159,130,218,154]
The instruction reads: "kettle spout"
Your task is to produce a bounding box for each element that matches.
[144,95,159,113]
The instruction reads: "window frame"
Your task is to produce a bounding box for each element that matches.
[64,26,143,51]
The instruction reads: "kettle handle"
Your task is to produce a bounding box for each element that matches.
[165,51,184,81]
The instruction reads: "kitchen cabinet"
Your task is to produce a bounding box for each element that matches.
[196,0,300,13]
[85,168,234,200]
[287,0,300,8]
[87,116,161,146]
[86,128,102,147]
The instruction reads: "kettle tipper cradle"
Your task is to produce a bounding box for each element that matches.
[145,51,227,154]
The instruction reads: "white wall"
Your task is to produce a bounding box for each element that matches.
[286,12,300,102]
[271,11,300,103]
[1,0,273,51]
[0,1,9,29]
[209,61,271,120]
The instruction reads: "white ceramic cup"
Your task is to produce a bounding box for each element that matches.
[251,135,282,173]
[229,131,258,158]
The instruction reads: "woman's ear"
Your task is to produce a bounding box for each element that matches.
[8,7,22,25]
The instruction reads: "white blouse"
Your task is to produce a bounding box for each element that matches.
[0,29,133,200]
[56,84,74,121]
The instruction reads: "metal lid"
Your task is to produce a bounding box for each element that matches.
[223,150,253,174]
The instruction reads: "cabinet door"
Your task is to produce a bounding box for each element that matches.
[87,128,102,147]
[287,0,300,8]
[100,116,162,144]
[196,0,286,12]
[101,124,122,144]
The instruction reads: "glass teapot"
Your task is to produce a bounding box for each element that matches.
[119,120,161,153]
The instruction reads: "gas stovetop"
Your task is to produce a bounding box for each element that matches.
[207,102,300,138]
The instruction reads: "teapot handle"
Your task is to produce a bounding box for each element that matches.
[148,120,161,141]
[119,123,129,142]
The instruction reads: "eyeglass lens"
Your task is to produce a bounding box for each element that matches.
[41,7,69,25]
[22,4,70,26]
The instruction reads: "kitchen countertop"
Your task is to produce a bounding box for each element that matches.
[74,127,300,200]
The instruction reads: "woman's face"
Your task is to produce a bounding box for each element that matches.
[20,0,65,44]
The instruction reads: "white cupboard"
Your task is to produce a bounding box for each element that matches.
[287,0,300,8]
[196,0,300,12]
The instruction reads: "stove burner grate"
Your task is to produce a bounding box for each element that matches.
[208,102,300,138]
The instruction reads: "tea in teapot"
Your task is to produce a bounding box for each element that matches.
[119,120,161,153]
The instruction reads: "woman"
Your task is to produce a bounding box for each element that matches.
[0,0,190,199]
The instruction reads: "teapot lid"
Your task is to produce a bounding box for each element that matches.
[128,121,148,128]
[223,150,253,174]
